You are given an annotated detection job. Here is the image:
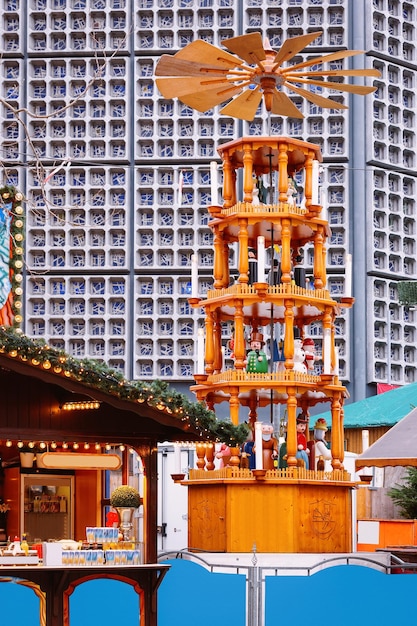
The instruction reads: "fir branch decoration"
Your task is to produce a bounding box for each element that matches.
[0,326,249,445]
[388,467,417,519]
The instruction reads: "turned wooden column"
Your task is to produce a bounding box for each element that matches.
[213,228,224,289]
[330,392,343,470]
[233,300,246,370]
[213,311,223,374]
[204,309,215,375]
[222,240,230,288]
[278,142,289,203]
[238,218,249,284]
[281,218,292,284]
[284,299,294,370]
[286,388,298,467]
[313,225,324,289]
[230,388,240,426]
[304,151,313,209]
[222,151,234,209]
[242,142,254,202]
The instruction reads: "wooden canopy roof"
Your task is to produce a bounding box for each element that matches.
[0,343,202,449]
[355,407,417,470]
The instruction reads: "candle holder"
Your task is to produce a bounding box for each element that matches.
[359,474,373,484]
[319,374,334,383]
[252,469,267,480]
[171,473,186,482]
[188,297,201,306]
[252,282,269,298]
[208,205,222,217]
[193,374,208,384]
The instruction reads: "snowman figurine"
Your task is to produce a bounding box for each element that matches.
[293,338,307,373]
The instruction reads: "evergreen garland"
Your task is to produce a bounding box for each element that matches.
[0,325,249,445]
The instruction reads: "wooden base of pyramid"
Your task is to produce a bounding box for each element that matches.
[187,477,355,553]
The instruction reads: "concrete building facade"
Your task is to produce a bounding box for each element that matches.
[0,0,416,408]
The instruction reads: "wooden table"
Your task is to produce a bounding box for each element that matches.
[0,563,170,626]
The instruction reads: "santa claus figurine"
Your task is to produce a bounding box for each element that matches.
[253,423,278,470]
[303,337,319,372]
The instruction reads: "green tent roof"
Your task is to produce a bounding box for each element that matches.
[312,382,417,429]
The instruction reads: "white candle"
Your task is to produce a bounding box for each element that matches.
[362,430,369,452]
[197,327,205,373]
[210,161,218,205]
[320,189,327,222]
[257,236,265,282]
[312,159,319,205]
[254,421,263,470]
[332,345,339,376]
[323,329,331,374]
[345,253,352,297]
[191,253,198,298]
[174,444,181,474]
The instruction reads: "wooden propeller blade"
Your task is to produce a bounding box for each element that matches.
[271,90,304,118]
[155,55,237,77]
[285,68,381,78]
[287,76,376,95]
[288,49,362,72]
[222,32,266,65]
[174,39,244,68]
[220,87,263,121]
[180,85,245,112]
[156,76,232,99]
[286,83,348,110]
[273,31,322,68]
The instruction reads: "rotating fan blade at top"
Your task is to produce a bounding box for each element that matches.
[221,32,266,65]
[156,39,245,73]
[286,84,348,111]
[272,31,322,68]
[286,49,363,73]
[286,76,377,95]
[154,32,381,122]
[220,87,263,121]
[156,76,241,99]
[155,55,236,78]
[177,84,246,113]
[291,68,382,78]
[271,91,304,119]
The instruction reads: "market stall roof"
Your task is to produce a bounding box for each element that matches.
[312,382,417,429]
[0,327,211,446]
[355,407,417,469]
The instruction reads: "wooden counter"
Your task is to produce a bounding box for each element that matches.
[0,563,170,626]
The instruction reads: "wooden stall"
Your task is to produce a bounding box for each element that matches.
[0,329,202,626]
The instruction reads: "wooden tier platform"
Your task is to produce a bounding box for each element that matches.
[186,468,356,554]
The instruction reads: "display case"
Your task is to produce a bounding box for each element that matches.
[21,474,74,542]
